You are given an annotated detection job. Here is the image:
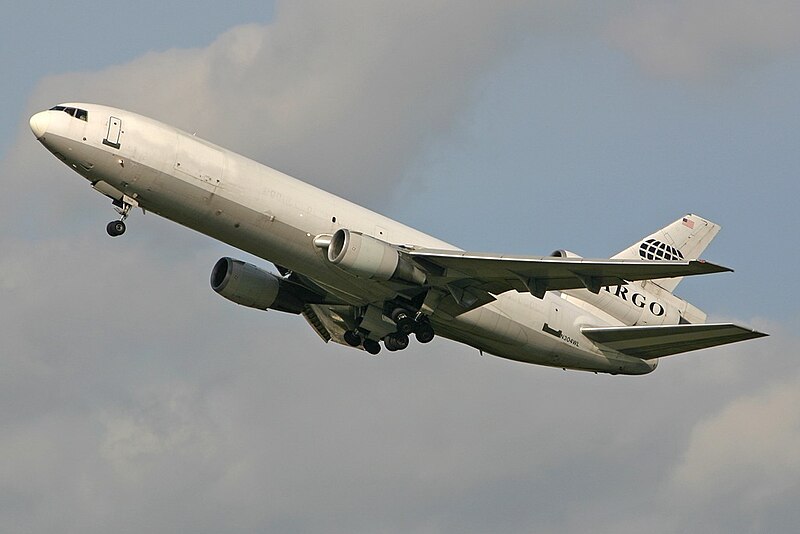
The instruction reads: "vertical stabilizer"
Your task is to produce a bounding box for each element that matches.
[612,214,721,293]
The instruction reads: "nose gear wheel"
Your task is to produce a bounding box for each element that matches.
[106,220,126,237]
[106,196,137,237]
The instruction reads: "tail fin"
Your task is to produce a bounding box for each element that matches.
[612,214,721,293]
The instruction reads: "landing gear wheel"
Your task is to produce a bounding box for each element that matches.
[343,330,362,347]
[415,323,435,344]
[106,220,126,237]
[363,339,381,355]
[391,308,416,336]
[384,333,409,352]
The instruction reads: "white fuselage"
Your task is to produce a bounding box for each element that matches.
[31,103,659,375]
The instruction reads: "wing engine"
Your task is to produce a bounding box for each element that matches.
[327,229,426,285]
[211,257,321,314]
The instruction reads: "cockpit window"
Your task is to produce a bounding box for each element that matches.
[49,105,88,122]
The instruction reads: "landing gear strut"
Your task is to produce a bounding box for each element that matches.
[106,196,137,237]
[390,308,416,336]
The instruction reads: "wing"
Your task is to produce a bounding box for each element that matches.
[408,248,730,305]
[581,323,768,359]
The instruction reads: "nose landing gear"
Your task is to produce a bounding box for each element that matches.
[106,196,138,237]
[106,220,126,237]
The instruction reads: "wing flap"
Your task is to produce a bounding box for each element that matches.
[581,323,768,359]
[302,304,363,349]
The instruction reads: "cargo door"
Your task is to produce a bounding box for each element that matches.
[103,116,122,149]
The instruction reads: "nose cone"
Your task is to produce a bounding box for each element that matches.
[29,111,50,139]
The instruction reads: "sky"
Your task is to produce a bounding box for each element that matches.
[2,1,799,533]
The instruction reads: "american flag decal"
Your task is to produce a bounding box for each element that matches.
[682,217,695,229]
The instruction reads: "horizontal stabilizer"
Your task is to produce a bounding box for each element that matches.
[581,323,767,359]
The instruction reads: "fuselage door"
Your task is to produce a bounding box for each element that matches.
[103,116,122,149]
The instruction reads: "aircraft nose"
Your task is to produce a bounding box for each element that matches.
[29,111,50,139]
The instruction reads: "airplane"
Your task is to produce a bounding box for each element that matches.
[29,103,767,375]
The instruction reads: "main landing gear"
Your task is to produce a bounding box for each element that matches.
[363,339,382,355]
[106,197,136,237]
[345,330,383,354]
[384,332,409,352]
[345,311,435,356]
[390,307,435,345]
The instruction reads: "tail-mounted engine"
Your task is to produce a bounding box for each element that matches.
[550,249,582,259]
[326,229,426,285]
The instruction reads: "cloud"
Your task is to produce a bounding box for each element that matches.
[6,1,579,258]
[20,1,571,208]
[672,373,800,503]
[607,0,800,81]
[3,287,793,534]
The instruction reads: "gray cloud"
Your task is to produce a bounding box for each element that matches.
[3,272,793,534]
[0,233,794,534]
[668,370,800,531]
[21,1,580,207]
[607,0,800,82]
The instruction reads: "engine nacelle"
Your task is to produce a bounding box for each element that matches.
[327,228,426,285]
[210,257,303,313]
[550,249,583,259]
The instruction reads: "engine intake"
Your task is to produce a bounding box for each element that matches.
[327,229,426,285]
[550,249,582,259]
[210,257,304,313]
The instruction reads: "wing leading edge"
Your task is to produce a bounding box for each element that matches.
[408,249,730,299]
[581,323,768,359]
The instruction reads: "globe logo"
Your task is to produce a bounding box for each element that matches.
[639,238,684,261]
